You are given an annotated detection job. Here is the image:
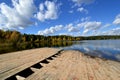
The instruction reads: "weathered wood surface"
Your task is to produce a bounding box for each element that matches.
[0,49,120,80]
[0,48,60,80]
[25,50,120,80]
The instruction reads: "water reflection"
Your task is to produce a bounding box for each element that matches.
[0,40,120,62]
[63,40,120,62]
[0,41,73,54]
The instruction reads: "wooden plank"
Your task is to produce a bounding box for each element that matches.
[0,48,60,80]
[25,50,120,80]
[0,49,120,80]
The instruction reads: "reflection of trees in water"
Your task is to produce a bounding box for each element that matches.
[20,41,73,49]
[35,41,73,47]
[0,46,17,54]
[0,41,73,54]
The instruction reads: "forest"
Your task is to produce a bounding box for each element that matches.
[1,29,120,54]
[1,29,120,46]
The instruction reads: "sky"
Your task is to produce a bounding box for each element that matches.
[0,0,120,36]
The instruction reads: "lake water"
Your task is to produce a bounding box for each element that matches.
[0,40,120,62]
[61,40,120,62]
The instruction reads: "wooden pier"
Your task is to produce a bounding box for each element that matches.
[0,48,120,80]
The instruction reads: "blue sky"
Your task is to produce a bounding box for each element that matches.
[0,0,120,36]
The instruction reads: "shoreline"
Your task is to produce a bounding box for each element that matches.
[1,47,119,62]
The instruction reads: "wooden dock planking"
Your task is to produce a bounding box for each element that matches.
[0,49,120,80]
[25,50,120,80]
[0,48,60,80]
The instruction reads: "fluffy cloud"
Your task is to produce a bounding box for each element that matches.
[72,0,95,6]
[0,0,36,30]
[77,7,88,14]
[71,0,94,15]
[59,33,73,36]
[38,25,63,35]
[65,21,102,34]
[12,0,36,18]
[113,14,120,25]
[102,28,120,35]
[103,23,111,28]
[66,23,80,32]
[0,0,60,30]
[81,17,90,22]
[83,21,102,34]
[35,1,59,22]
[37,20,103,36]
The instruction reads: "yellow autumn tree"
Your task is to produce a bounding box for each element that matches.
[10,31,21,45]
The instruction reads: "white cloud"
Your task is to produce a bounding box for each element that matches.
[65,23,73,29]
[94,23,111,35]
[81,17,90,22]
[38,25,63,35]
[65,22,84,33]
[77,7,88,14]
[113,14,120,25]
[103,23,111,28]
[12,0,36,18]
[83,21,102,34]
[101,28,120,35]
[0,0,36,30]
[59,33,73,36]
[35,1,59,22]
[69,27,79,32]
[66,23,80,32]
[0,0,61,30]
[76,22,86,27]
[37,20,104,36]
[71,0,94,15]
[72,0,95,6]
[65,21,102,34]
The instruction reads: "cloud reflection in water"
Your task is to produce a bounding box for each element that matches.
[63,40,120,62]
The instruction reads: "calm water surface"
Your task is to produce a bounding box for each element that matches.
[62,40,120,62]
[0,40,120,62]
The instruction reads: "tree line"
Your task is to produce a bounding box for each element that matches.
[0,29,120,45]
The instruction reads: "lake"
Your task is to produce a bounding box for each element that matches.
[62,40,120,62]
[0,40,120,62]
